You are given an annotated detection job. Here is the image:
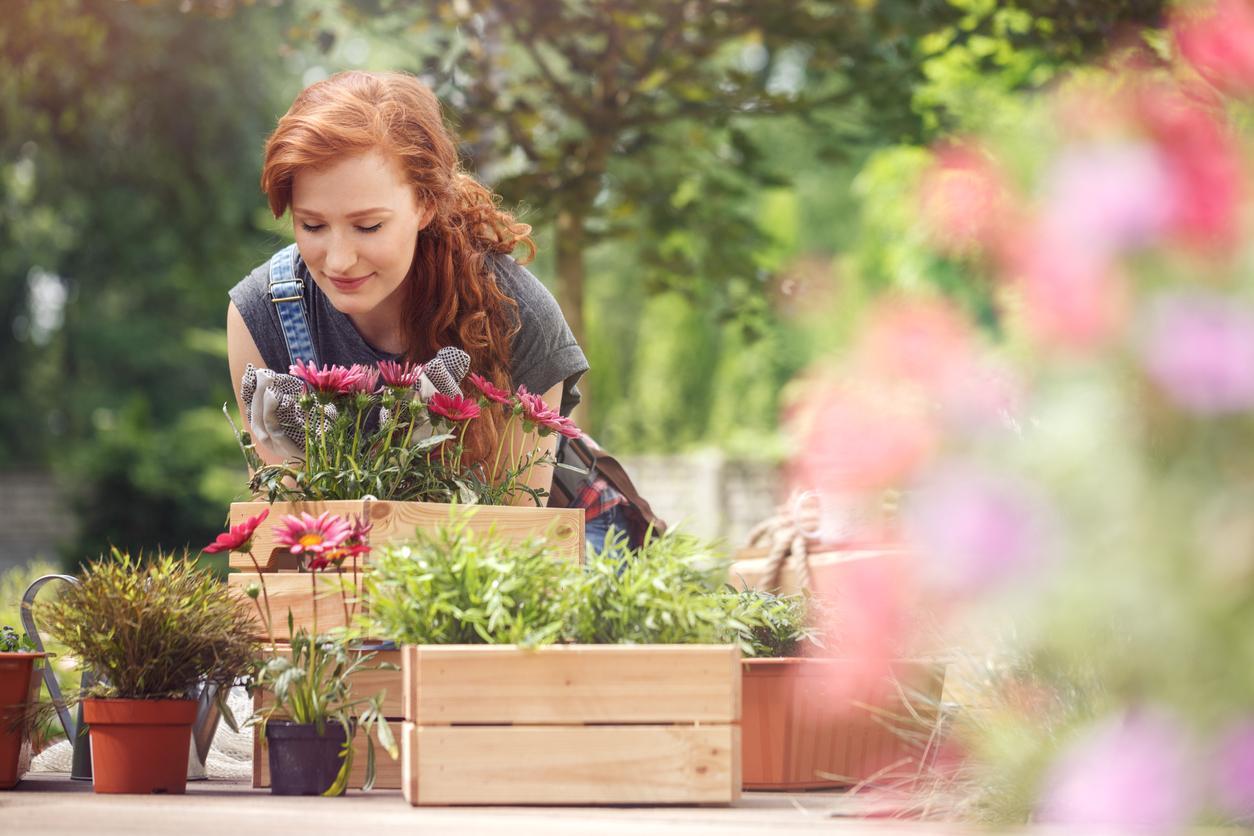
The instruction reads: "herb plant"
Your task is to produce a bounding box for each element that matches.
[33,551,257,713]
[0,626,36,653]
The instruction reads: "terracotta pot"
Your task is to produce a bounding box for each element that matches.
[265,720,353,796]
[0,652,46,789]
[83,698,197,794]
[741,658,945,790]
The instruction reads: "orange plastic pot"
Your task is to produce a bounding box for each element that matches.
[741,658,945,790]
[83,698,197,794]
[0,652,46,789]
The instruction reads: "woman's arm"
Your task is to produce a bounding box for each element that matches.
[226,301,287,468]
[503,380,564,507]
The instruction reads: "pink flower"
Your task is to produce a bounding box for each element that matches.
[919,143,1011,255]
[347,364,380,394]
[1174,0,1254,97]
[378,360,423,388]
[1139,291,1254,415]
[1138,89,1242,250]
[289,359,362,396]
[547,415,583,440]
[516,385,559,426]
[1039,709,1198,833]
[427,392,481,422]
[904,463,1057,595]
[856,298,977,394]
[203,509,269,554]
[467,372,511,405]
[1213,720,1254,822]
[273,511,352,557]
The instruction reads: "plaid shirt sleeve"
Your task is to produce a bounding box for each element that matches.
[574,477,629,521]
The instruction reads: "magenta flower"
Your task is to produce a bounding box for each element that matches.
[203,509,269,554]
[1174,0,1254,97]
[468,372,511,405]
[273,511,352,557]
[427,392,481,423]
[289,359,362,396]
[347,364,380,394]
[547,415,583,440]
[1038,709,1198,833]
[904,463,1056,595]
[516,385,559,426]
[1213,720,1254,822]
[379,359,423,388]
[1139,291,1254,415]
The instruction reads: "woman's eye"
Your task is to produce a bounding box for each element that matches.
[300,222,325,233]
[357,223,383,233]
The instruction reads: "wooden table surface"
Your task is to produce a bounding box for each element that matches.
[1,774,984,835]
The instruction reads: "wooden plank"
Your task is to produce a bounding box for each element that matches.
[252,716,403,790]
[228,572,362,640]
[228,500,584,571]
[404,644,741,725]
[253,648,404,719]
[402,722,739,805]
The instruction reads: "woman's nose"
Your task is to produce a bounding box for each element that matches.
[324,232,357,275]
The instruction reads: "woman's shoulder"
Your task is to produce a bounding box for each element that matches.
[486,251,562,321]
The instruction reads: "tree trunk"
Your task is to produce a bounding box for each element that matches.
[554,206,589,430]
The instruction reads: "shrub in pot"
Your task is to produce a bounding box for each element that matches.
[33,552,257,794]
[0,626,46,789]
[214,510,397,796]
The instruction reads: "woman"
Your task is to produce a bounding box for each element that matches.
[227,70,594,517]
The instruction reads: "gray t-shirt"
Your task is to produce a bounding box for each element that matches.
[228,249,588,416]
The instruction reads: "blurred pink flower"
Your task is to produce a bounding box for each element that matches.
[919,143,1011,255]
[904,463,1055,595]
[1138,89,1242,250]
[1139,291,1254,415]
[939,356,1025,435]
[1174,0,1254,97]
[347,364,380,394]
[1213,720,1254,822]
[857,298,977,393]
[1039,709,1198,833]
[1002,226,1129,351]
[1040,141,1173,257]
[793,383,936,493]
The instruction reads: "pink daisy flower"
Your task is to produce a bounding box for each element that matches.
[516,385,559,425]
[274,511,352,557]
[202,509,269,554]
[427,392,482,423]
[468,372,511,405]
[289,359,362,396]
[379,360,423,388]
[347,364,380,394]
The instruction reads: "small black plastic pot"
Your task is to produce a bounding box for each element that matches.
[265,720,354,796]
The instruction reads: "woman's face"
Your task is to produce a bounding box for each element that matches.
[291,150,430,321]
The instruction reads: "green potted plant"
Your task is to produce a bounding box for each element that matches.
[33,552,257,794]
[208,508,397,796]
[0,626,46,789]
[365,522,745,805]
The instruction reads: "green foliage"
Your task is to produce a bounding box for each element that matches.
[365,516,575,647]
[33,550,257,700]
[367,514,822,655]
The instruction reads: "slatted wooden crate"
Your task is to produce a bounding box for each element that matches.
[251,646,406,790]
[227,499,585,640]
[401,644,742,806]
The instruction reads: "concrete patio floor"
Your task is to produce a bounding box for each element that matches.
[1,773,983,835]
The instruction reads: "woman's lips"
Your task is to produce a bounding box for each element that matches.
[327,272,374,292]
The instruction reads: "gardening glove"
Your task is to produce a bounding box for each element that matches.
[240,364,336,460]
[417,346,471,400]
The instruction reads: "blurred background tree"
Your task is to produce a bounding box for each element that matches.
[0,0,1164,564]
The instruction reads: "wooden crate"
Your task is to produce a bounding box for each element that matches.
[228,572,364,640]
[251,646,406,790]
[401,644,742,806]
[229,499,584,571]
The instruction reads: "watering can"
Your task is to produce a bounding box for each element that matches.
[20,574,223,782]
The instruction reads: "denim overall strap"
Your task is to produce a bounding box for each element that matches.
[268,243,319,368]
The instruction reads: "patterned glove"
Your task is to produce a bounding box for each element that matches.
[240,364,336,459]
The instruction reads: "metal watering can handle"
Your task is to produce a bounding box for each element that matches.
[20,574,84,741]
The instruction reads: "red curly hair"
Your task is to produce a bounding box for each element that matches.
[260,70,534,472]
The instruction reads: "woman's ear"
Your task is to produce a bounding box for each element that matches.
[417,203,437,231]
